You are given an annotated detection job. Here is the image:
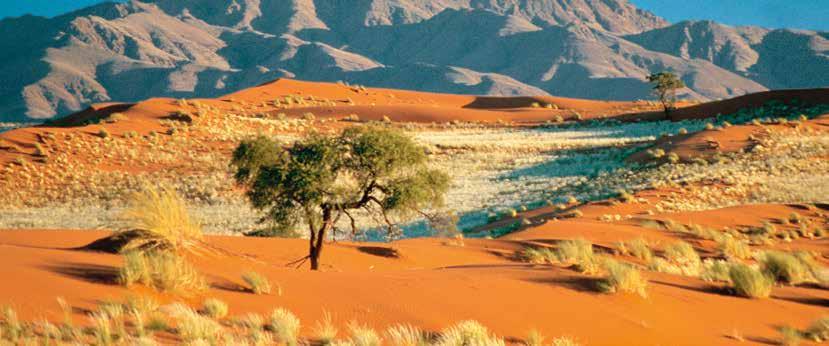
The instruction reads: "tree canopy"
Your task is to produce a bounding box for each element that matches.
[231,126,451,269]
[647,72,686,115]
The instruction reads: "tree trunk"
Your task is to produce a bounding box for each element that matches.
[309,208,333,271]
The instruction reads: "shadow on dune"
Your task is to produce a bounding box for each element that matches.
[211,278,250,294]
[648,279,731,297]
[41,262,120,285]
[355,246,401,258]
[523,275,600,293]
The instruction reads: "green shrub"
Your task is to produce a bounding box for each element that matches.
[729,264,773,298]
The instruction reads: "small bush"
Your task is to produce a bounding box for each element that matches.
[105,113,128,123]
[119,251,207,292]
[269,308,301,345]
[599,259,648,298]
[242,271,272,295]
[385,324,427,346]
[555,239,599,274]
[201,299,228,319]
[98,128,110,138]
[437,320,505,346]
[730,264,773,298]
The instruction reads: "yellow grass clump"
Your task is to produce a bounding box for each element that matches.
[122,186,202,250]
[119,251,207,293]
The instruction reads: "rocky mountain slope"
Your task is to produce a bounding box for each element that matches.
[0,0,825,121]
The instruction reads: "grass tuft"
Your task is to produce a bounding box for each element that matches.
[121,186,202,250]
[555,238,599,274]
[437,320,505,346]
[729,264,773,299]
[599,259,648,297]
[119,251,207,292]
[385,324,428,346]
[242,271,272,295]
[201,298,228,319]
[269,308,301,345]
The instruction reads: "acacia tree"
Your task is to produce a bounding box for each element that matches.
[231,126,451,270]
[647,72,686,115]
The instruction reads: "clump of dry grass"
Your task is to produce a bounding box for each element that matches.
[651,241,701,276]
[804,316,829,342]
[555,238,599,274]
[729,264,773,299]
[314,311,338,345]
[622,238,652,262]
[717,235,752,260]
[242,271,272,295]
[385,324,428,346]
[521,247,557,264]
[346,321,383,346]
[168,304,222,344]
[599,259,648,298]
[269,308,301,345]
[201,299,228,319]
[759,251,818,285]
[437,320,504,346]
[121,186,202,250]
[119,251,207,293]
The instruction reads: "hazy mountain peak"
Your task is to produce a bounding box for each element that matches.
[0,0,825,121]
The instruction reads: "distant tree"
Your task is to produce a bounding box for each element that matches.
[231,126,451,270]
[647,72,686,115]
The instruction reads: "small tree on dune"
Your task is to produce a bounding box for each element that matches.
[647,71,685,115]
[231,126,451,270]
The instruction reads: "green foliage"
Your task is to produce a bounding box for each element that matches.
[646,71,685,114]
[232,126,450,269]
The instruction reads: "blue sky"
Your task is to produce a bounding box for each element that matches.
[1,0,827,31]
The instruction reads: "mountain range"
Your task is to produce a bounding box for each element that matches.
[1,0,826,121]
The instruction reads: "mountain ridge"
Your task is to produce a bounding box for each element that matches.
[0,0,825,121]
